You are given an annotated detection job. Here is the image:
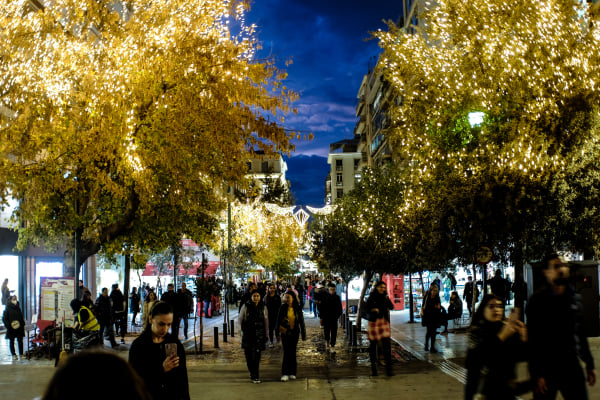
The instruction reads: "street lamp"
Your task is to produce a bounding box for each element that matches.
[219,222,227,328]
[468,111,485,127]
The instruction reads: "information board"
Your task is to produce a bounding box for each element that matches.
[39,277,75,323]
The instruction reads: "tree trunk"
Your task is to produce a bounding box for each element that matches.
[123,253,131,336]
[472,264,478,316]
[356,269,374,331]
[409,272,414,323]
[418,270,425,293]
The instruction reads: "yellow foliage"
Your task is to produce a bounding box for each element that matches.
[0,0,299,261]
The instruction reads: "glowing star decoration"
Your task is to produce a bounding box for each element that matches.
[293,208,310,227]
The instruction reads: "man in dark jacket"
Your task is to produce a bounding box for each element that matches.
[95,287,118,348]
[320,283,343,353]
[178,282,193,340]
[463,276,478,316]
[527,254,596,399]
[488,269,509,304]
[161,283,183,339]
[238,282,256,312]
[110,283,126,343]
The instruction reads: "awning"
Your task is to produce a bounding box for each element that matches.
[142,261,219,277]
[141,263,172,277]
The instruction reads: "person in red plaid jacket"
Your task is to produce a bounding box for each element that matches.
[365,281,394,376]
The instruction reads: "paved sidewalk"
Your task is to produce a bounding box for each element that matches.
[1,307,465,400]
[389,309,600,400]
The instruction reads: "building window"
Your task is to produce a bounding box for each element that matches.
[246,161,252,172]
[337,189,343,199]
[262,161,269,172]
[336,159,343,171]
[336,173,343,186]
[354,159,359,170]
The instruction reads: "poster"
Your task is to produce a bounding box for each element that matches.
[39,277,75,323]
[383,274,404,310]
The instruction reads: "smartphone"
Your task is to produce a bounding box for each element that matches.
[165,343,177,357]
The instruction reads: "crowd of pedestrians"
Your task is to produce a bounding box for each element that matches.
[4,258,600,400]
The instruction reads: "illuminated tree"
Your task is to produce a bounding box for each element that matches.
[0,1,298,271]
[311,166,407,325]
[376,0,600,271]
[221,201,305,278]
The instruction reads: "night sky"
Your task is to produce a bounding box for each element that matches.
[247,1,403,206]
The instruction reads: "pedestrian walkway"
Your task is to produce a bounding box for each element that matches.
[1,306,466,399]
[389,309,600,400]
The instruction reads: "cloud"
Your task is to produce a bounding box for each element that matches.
[246,0,402,204]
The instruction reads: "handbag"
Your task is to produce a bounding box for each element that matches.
[11,320,20,329]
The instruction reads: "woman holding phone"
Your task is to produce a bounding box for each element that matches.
[129,301,190,400]
[464,294,527,400]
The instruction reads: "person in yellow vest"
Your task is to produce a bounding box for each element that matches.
[71,291,101,352]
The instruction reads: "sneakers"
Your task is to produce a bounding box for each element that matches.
[251,379,262,384]
[329,346,336,354]
[290,375,296,380]
[430,346,439,353]
[269,342,274,348]
[11,355,18,361]
[281,375,289,382]
[121,338,125,344]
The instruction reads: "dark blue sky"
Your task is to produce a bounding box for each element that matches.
[247,1,402,206]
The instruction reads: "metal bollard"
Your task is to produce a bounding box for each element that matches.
[230,320,235,337]
[214,327,219,348]
[223,323,228,343]
[351,323,358,347]
[348,321,353,343]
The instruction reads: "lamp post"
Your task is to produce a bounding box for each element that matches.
[220,222,227,330]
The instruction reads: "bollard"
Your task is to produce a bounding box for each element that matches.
[214,327,219,348]
[351,323,358,347]
[230,319,235,337]
[347,317,352,339]
[345,315,350,332]
[223,323,228,343]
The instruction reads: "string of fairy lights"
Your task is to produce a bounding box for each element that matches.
[0,0,274,169]
[373,0,600,220]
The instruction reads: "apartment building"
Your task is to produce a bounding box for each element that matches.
[324,138,362,205]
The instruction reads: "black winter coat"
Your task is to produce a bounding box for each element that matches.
[239,301,269,350]
[2,302,25,339]
[130,292,141,313]
[95,295,113,324]
[320,293,343,322]
[129,330,190,400]
[465,320,525,400]
[264,293,282,323]
[161,291,183,318]
[365,291,393,322]
[526,285,595,380]
[421,292,442,327]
